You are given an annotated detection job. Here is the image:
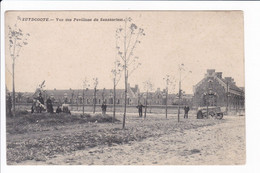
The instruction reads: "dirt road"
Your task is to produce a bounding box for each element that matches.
[17,114,245,165]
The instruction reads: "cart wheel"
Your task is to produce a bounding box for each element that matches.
[216,113,223,119]
[209,111,216,118]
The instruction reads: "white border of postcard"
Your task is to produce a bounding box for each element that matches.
[1,1,260,173]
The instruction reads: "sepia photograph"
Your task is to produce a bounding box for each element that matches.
[4,10,245,165]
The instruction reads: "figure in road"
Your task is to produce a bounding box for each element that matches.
[184,105,190,119]
[6,93,12,117]
[101,102,107,115]
[136,103,144,117]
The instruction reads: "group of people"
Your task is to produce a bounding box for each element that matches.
[31,93,70,114]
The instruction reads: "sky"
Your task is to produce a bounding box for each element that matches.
[5,11,244,94]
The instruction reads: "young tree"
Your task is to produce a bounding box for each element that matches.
[163,75,176,119]
[177,64,192,122]
[143,80,153,118]
[111,59,123,122]
[92,78,99,114]
[71,90,75,104]
[8,19,30,116]
[102,88,106,102]
[116,17,145,129]
[76,90,80,111]
[82,78,90,116]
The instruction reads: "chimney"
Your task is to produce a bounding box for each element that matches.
[157,88,160,92]
[207,69,215,76]
[225,77,235,84]
[216,72,222,78]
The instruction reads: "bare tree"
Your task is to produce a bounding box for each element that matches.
[143,80,153,118]
[116,17,145,129]
[111,59,123,122]
[76,90,80,111]
[163,75,176,119]
[177,64,192,122]
[71,90,75,104]
[92,78,99,114]
[8,18,30,116]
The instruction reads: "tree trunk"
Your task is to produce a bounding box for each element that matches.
[177,81,181,122]
[226,81,229,115]
[12,62,15,117]
[82,89,85,116]
[144,90,148,118]
[93,87,96,114]
[113,78,116,123]
[165,87,168,119]
[123,71,127,129]
[122,19,127,129]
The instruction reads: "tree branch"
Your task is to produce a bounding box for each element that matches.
[126,32,141,63]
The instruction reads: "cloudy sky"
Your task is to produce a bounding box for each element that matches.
[5,11,244,94]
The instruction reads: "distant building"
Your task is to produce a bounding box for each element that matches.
[16,83,194,107]
[193,69,244,109]
[44,83,140,105]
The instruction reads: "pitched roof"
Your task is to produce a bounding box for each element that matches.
[193,69,244,95]
[218,78,242,92]
[45,88,134,98]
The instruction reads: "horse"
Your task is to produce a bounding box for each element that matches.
[32,99,46,113]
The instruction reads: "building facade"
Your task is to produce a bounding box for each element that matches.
[42,83,140,106]
[193,69,244,110]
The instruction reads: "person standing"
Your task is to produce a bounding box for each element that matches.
[136,103,144,117]
[101,102,107,115]
[46,97,54,113]
[6,93,12,117]
[38,93,44,105]
[184,105,190,119]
